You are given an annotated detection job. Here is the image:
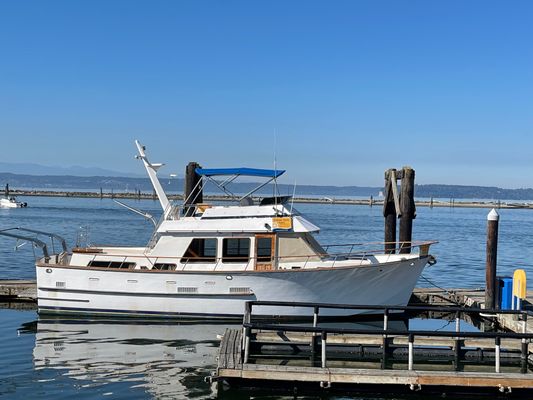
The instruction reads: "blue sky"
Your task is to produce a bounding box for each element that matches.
[1,1,532,188]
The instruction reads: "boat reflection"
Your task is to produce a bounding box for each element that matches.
[32,318,237,399]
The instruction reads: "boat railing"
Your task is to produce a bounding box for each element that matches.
[0,227,69,263]
[74,241,436,271]
[240,301,532,373]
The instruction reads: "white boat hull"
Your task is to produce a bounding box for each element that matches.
[36,256,428,318]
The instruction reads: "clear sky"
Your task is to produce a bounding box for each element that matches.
[1,1,532,188]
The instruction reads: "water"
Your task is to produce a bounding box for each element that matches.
[2,196,533,399]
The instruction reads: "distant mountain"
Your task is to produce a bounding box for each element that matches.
[2,171,533,200]
[0,162,143,178]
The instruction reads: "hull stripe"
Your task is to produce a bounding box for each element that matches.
[37,297,90,303]
[38,287,255,298]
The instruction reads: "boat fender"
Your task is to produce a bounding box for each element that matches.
[204,374,218,384]
[319,381,331,389]
[498,385,512,394]
[427,255,437,266]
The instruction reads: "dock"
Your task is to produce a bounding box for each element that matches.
[214,301,533,398]
[0,280,37,301]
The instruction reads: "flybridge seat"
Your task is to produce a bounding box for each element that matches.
[259,196,292,205]
[195,167,287,204]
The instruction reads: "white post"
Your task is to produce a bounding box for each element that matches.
[495,337,501,373]
[408,335,414,371]
[321,332,327,368]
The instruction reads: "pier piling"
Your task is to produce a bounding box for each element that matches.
[399,167,416,254]
[184,161,203,217]
[485,209,499,310]
[383,169,397,254]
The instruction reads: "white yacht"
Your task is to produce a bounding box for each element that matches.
[5,141,436,318]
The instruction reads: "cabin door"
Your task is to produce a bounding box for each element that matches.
[255,234,276,271]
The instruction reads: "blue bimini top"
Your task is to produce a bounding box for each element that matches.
[195,167,285,179]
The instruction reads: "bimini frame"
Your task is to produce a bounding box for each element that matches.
[195,167,286,202]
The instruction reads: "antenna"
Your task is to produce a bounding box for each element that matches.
[273,130,279,214]
[290,180,297,215]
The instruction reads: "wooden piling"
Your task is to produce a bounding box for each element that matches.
[383,169,397,254]
[99,187,103,199]
[399,167,416,254]
[485,209,499,310]
[184,162,203,217]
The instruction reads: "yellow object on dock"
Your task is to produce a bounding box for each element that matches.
[513,269,527,299]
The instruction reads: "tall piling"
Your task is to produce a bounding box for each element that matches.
[383,169,397,254]
[184,162,203,217]
[485,209,499,310]
[399,167,416,254]
[5,183,9,198]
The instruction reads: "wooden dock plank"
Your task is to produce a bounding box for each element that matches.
[226,329,237,369]
[254,332,529,352]
[218,329,231,369]
[0,280,37,300]
[219,362,533,388]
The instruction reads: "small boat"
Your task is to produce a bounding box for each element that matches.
[0,184,27,208]
[2,141,436,318]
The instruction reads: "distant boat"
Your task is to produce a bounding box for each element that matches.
[0,184,27,208]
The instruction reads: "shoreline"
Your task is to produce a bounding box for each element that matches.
[6,189,533,209]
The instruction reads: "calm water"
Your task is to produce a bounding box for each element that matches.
[1,196,533,399]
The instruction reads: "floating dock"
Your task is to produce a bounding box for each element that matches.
[0,280,37,301]
[214,301,533,398]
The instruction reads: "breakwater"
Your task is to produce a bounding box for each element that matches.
[7,189,533,209]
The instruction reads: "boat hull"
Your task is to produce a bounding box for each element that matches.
[36,257,428,319]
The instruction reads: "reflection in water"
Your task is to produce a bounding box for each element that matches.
[32,318,238,399]
[26,316,411,399]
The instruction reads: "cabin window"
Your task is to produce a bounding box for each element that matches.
[181,238,217,263]
[153,263,177,271]
[88,260,135,269]
[222,238,250,263]
[256,237,273,263]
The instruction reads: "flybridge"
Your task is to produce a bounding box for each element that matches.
[135,140,290,220]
